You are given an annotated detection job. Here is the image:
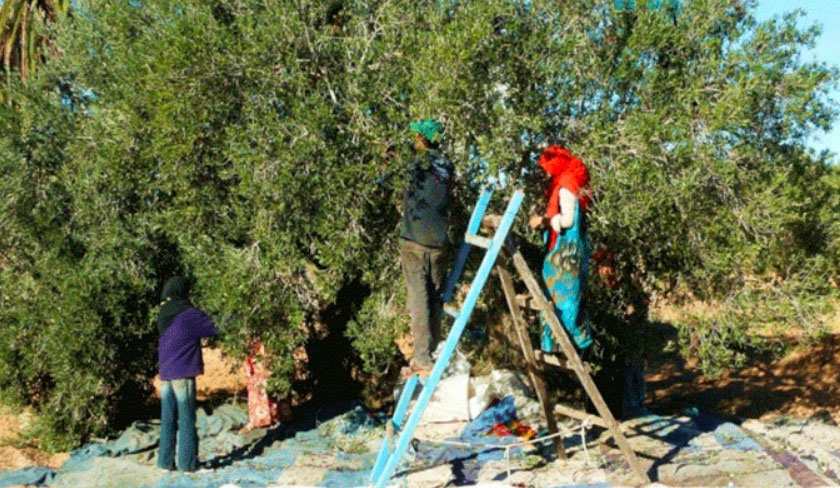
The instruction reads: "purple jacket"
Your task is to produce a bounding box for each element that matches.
[158,307,218,381]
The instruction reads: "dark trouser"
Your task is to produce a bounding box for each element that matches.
[158,377,198,472]
[401,239,448,369]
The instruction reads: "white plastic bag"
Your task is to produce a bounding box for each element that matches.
[417,346,473,423]
[468,369,541,421]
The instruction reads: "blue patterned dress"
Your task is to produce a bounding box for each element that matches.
[540,199,592,351]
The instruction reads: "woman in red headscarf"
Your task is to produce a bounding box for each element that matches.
[529,145,592,351]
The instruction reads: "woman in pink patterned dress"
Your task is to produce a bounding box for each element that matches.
[242,341,280,431]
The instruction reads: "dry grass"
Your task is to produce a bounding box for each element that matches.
[0,405,68,470]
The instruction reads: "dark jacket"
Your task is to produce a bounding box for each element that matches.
[158,307,217,381]
[400,149,453,248]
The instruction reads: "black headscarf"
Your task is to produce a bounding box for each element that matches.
[158,276,193,334]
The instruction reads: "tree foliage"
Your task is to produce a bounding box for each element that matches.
[0,0,837,448]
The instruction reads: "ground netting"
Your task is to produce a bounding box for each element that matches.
[0,397,553,488]
[4,397,840,487]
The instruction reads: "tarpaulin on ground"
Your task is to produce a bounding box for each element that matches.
[7,389,840,487]
[0,402,382,488]
[0,396,544,488]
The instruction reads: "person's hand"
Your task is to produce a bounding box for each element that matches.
[529,215,546,229]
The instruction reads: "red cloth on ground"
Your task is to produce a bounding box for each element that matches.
[491,423,513,436]
[489,420,537,439]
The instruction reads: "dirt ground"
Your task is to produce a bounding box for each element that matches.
[0,410,69,471]
[648,333,840,424]
[4,326,840,473]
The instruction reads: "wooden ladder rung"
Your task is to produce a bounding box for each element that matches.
[465,233,492,249]
[515,293,540,310]
[535,350,592,374]
[554,404,620,431]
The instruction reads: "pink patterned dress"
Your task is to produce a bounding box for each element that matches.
[244,342,280,428]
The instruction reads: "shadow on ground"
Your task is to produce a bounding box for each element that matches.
[646,324,840,424]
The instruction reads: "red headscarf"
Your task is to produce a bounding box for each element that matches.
[538,145,591,249]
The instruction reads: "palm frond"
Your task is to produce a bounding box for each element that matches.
[0,0,70,83]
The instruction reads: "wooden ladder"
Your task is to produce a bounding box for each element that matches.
[492,219,649,484]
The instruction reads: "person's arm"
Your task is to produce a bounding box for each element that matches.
[549,188,576,231]
[528,214,549,229]
[192,309,218,338]
[529,188,577,230]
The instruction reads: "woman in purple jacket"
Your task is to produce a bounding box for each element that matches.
[156,276,217,472]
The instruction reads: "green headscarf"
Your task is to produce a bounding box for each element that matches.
[410,118,444,144]
[158,276,193,334]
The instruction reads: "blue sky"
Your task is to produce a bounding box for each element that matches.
[754,0,840,162]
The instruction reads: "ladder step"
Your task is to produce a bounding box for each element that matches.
[516,293,559,313]
[464,233,492,249]
[535,350,592,374]
[554,404,615,430]
[515,293,538,310]
[443,303,460,319]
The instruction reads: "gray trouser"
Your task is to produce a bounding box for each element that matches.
[401,239,448,369]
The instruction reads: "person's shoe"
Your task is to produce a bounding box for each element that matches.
[401,363,432,379]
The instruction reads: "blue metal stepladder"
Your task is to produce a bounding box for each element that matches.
[369,185,522,488]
